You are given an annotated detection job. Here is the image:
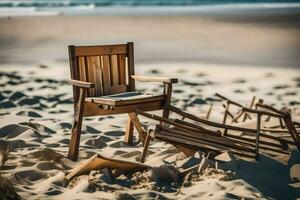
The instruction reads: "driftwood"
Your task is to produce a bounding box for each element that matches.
[66,154,150,180]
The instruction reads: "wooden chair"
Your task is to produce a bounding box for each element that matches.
[67,42,178,161]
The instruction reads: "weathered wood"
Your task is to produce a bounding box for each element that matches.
[75,44,127,56]
[86,94,165,106]
[69,79,95,88]
[69,45,79,111]
[155,130,255,158]
[215,93,243,107]
[169,105,257,133]
[68,88,87,161]
[129,112,147,142]
[283,113,300,151]
[255,114,261,159]
[256,103,285,116]
[242,96,256,122]
[174,119,221,136]
[87,56,96,96]
[158,126,255,153]
[125,114,134,145]
[222,101,230,136]
[101,55,111,95]
[127,42,135,91]
[140,131,151,163]
[110,55,119,86]
[84,101,164,117]
[109,85,128,94]
[118,54,127,85]
[243,107,283,118]
[132,75,178,84]
[162,83,172,120]
[93,56,104,96]
[206,103,213,120]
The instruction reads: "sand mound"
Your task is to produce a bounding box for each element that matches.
[28,148,64,161]
[0,124,31,138]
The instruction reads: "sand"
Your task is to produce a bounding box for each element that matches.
[0,14,300,200]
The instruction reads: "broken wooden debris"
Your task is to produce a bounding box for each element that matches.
[137,96,299,162]
[66,154,151,180]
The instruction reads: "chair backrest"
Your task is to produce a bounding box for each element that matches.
[68,42,136,103]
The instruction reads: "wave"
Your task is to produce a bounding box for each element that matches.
[0,1,300,17]
[1,0,300,8]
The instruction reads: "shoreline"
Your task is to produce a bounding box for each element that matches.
[0,14,300,68]
[1,3,300,17]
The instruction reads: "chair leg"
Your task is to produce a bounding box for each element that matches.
[68,88,86,161]
[129,112,147,143]
[124,114,134,145]
[161,82,172,125]
[140,131,151,163]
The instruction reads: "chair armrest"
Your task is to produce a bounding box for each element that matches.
[131,75,178,84]
[69,79,95,88]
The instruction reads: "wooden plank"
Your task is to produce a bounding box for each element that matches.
[75,44,127,56]
[78,56,87,82]
[118,54,127,85]
[159,126,255,153]
[140,131,151,163]
[68,88,86,161]
[87,56,95,96]
[255,114,262,159]
[68,45,79,111]
[86,94,164,106]
[83,100,164,117]
[109,84,127,94]
[127,42,135,91]
[93,56,103,96]
[132,75,178,84]
[155,130,254,158]
[69,79,95,88]
[110,55,119,86]
[125,115,134,145]
[129,112,146,142]
[101,55,111,95]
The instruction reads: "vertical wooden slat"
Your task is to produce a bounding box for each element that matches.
[78,56,86,82]
[127,42,135,91]
[118,54,126,85]
[110,55,119,86]
[101,55,111,95]
[93,56,103,96]
[87,56,95,96]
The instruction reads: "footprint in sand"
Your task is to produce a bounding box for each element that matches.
[85,126,102,134]
[16,111,42,118]
[84,138,107,149]
[0,101,16,109]
[273,84,290,90]
[109,141,132,148]
[18,97,40,106]
[59,122,72,129]
[9,91,27,101]
[0,93,6,101]
[14,170,47,182]
[104,130,124,137]
[36,162,62,170]
[59,139,70,145]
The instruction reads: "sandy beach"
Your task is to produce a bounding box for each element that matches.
[0,11,300,200]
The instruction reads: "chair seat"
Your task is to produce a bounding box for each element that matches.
[85,91,165,106]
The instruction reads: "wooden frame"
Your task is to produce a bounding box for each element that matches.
[67,42,178,161]
[138,101,299,162]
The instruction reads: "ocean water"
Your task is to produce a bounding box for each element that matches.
[0,0,300,16]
